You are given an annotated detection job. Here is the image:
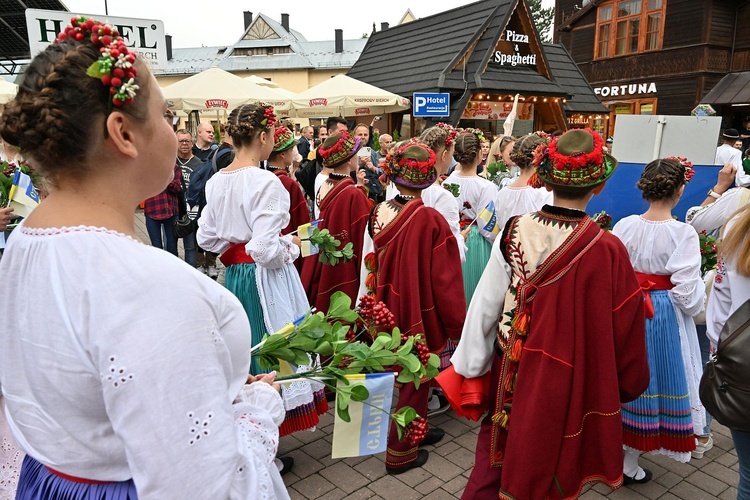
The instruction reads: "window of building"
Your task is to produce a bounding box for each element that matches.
[595,0,666,59]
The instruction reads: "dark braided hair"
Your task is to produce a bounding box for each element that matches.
[0,40,150,184]
[454,132,480,164]
[636,158,686,201]
[226,104,274,149]
[509,133,546,170]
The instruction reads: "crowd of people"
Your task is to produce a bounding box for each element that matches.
[1,15,750,500]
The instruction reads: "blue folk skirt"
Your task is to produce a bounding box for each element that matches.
[621,290,695,454]
[16,455,137,500]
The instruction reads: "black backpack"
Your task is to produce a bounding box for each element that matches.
[187,145,235,211]
[295,157,322,200]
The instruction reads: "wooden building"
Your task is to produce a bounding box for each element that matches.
[556,0,750,137]
[348,0,606,138]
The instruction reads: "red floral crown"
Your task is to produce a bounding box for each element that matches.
[386,142,437,189]
[56,17,139,108]
[529,128,616,188]
[435,122,458,147]
[665,156,695,183]
[318,130,361,168]
[273,126,295,152]
[261,106,277,129]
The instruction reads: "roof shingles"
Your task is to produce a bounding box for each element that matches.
[348,0,606,115]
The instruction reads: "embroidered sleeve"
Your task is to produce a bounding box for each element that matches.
[686,187,742,234]
[666,228,705,317]
[246,179,295,268]
[706,257,731,350]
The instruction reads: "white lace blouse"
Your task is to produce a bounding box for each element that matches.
[0,225,289,499]
[198,166,300,269]
[443,173,499,243]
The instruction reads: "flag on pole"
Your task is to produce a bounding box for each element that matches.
[476,200,499,235]
[298,219,321,257]
[8,170,39,219]
[331,373,395,458]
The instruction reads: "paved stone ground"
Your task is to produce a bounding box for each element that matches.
[135,211,741,500]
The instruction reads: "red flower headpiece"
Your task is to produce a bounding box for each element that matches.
[436,122,458,147]
[665,156,695,183]
[546,131,604,172]
[56,17,139,108]
[529,128,616,188]
[318,130,361,168]
[387,142,437,189]
[273,126,295,152]
[261,106,277,130]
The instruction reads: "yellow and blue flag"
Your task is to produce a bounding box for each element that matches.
[331,372,395,458]
[8,170,39,219]
[298,219,321,257]
[477,200,499,235]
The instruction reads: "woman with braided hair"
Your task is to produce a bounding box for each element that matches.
[444,130,499,306]
[493,133,553,231]
[0,17,289,499]
[613,157,708,484]
[198,104,327,472]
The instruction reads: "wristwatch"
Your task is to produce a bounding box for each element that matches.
[707,189,723,199]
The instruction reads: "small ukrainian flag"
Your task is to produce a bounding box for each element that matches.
[477,200,499,235]
[8,170,39,219]
[298,219,321,257]
[331,373,395,458]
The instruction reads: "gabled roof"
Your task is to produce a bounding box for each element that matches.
[347,0,605,114]
[348,0,494,95]
[155,13,366,76]
[0,0,67,60]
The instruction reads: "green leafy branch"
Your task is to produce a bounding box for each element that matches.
[253,291,438,436]
[303,227,355,266]
[442,182,460,198]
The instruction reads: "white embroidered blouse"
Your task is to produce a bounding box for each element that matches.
[0,225,289,499]
[198,166,300,269]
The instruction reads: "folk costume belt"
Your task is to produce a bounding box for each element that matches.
[44,466,114,485]
[219,242,255,267]
[634,272,674,319]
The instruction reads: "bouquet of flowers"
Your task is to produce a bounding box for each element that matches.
[698,230,718,275]
[252,291,437,439]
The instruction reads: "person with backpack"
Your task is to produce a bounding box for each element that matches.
[706,204,750,500]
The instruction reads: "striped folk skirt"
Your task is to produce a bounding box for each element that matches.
[224,262,328,437]
[622,290,695,461]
